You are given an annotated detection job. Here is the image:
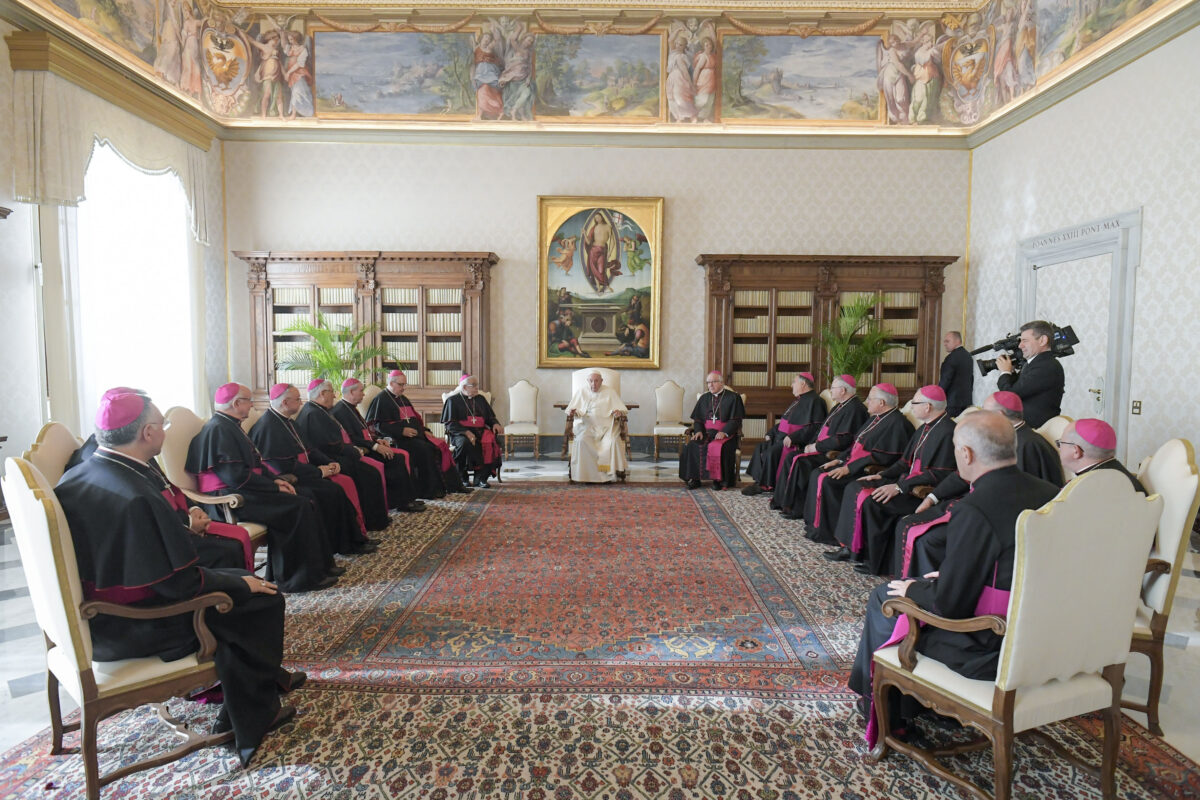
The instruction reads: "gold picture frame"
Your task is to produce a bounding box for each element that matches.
[537,196,663,369]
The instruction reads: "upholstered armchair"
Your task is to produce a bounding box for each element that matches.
[1124,438,1200,735]
[357,384,383,418]
[868,469,1162,800]
[1034,414,1073,450]
[819,389,835,412]
[240,406,264,433]
[505,379,540,460]
[2,457,235,800]
[562,368,630,465]
[651,380,688,461]
[23,422,84,485]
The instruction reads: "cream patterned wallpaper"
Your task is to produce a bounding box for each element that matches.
[967,24,1200,466]
[223,143,967,431]
[202,144,227,398]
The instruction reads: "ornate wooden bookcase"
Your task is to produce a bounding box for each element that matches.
[237,250,498,420]
[696,254,955,446]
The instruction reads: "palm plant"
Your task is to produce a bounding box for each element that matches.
[275,314,392,386]
[817,294,902,382]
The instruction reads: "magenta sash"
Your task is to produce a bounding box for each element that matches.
[773,420,807,484]
[387,445,412,470]
[362,457,388,508]
[865,568,1010,746]
[850,458,924,554]
[813,441,869,527]
[161,486,253,570]
[396,404,454,471]
[703,420,727,479]
[900,510,951,577]
[396,405,419,421]
[329,473,367,535]
[462,415,502,466]
[340,428,352,444]
[195,465,264,494]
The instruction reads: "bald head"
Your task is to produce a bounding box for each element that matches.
[953,410,1017,483]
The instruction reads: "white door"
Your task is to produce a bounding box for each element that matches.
[1033,254,1111,421]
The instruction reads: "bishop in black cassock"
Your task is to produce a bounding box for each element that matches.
[1059,417,1146,493]
[680,372,745,490]
[251,384,374,556]
[773,376,868,516]
[58,390,301,766]
[804,385,913,544]
[332,378,425,512]
[830,386,958,576]
[743,372,826,495]
[848,413,1061,741]
[295,379,391,531]
[185,383,336,593]
[366,370,469,498]
[441,375,504,487]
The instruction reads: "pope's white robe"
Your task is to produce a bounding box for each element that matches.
[566,384,628,483]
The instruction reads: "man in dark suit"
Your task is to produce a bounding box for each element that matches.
[996,320,1065,428]
[938,331,974,416]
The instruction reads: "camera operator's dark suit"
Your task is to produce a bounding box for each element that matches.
[938,345,974,416]
[997,352,1064,428]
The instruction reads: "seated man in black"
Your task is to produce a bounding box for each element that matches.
[742,372,826,497]
[1057,418,1146,493]
[56,389,305,767]
[366,370,469,498]
[441,374,504,488]
[680,371,745,490]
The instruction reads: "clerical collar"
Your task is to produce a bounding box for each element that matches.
[95,446,150,468]
[1013,421,1026,430]
[1077,458,1117,474]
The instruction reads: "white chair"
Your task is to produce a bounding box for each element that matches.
[160,407,267,551]
[954,405,980,421]
[869,470,1162,800]
[652,380,688,461]
[1124,438,1200,735]
[2,457,235,800]
[564,368,629,462]
[23,422,84,486]
[505,379,540,460]
[899,400,921,430]
[357,384,383,418]
[819,389,835,412]
[241,406,264,433]
[1034,414,1073,449]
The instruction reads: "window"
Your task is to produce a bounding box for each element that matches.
[71,142,197,430]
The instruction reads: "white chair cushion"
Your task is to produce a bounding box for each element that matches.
[47,646,208,704]
[653,425,688,436]
[874,647,1114,733]
[505,423,539,436]
[240,522,268,543]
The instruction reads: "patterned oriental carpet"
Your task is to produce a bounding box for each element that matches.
[2,484,1198,798]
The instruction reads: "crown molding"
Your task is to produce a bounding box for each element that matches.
[4,29,219,150]
[212,0,977,10]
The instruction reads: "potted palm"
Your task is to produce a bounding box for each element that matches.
[275,314,392,386]
[817,293,901,384]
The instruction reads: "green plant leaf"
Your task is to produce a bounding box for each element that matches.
[275,313,399,387]
[816,294,904,382]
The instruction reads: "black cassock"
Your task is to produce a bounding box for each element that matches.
[55,450,288,756]
[185,412,332,592]
[1076,458,1146,493]
[745,392,826,490]
[331,398,421,510]
[774,397,869,514]
[441,393,503,482]
[849,465,1061,706]
[834,413,957,575]
[893,422,1066,577]
[679,390,745,486]
[295,402,390,531]
[366,389,466,497]
[803,409,913,544]
[250,409,366,555]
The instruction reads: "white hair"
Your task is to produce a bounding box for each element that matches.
[308,380,332,401]
[955,411,1017,465]
[269,387,293,411]
[871,388,898,408]
[215,385,245,412]
[916,390,947,412]
[831,377,854,393]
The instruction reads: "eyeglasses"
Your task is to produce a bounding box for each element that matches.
[1055,439,1081,449]
[149,420,172,431]
[705,380,723,384]
[910,400,930,406]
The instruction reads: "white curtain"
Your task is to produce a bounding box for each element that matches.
[12,71,213,244]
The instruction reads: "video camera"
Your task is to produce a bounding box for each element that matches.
[971,324,1079,377]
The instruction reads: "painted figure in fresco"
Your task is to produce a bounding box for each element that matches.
[607,319,650,358]
[179,1,205,98]
[1015,0,1037,93]
[877,31,915,124]
[621,236,650,276]
[283,30,313,118]
[549,308,588,357]
[943,13,991,124]
[551,287,573,321]
[550,236,577,274]
[499,32,536,121]
[154,0,183,88]
[249,29,286,119]
[993,0,1020,106]
[473,31,504,120]
[692,37,719,122]
[579,209,623,293]
[666,36,697,123]
[909,25,942,124]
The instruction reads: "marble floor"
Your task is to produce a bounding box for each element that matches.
[2,454,1198,767]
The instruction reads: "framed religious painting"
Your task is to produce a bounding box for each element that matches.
[537,196,663,369]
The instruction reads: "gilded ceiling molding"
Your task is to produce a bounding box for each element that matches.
[311,12,476,33]
[532,11,665,34]
[211,0,974,10]
[721,12,885,36]
[5,30,218,150]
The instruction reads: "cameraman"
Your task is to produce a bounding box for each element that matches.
[995,320,1065,428]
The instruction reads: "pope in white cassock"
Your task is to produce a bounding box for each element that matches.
[566,371,629,483]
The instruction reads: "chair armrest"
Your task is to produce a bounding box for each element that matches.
[881,596,1007,670]
[911,486,935,500]
[863,464,886,475]
[81,592,234,662]
[180,488,245,509]
[1145,558,1171,577]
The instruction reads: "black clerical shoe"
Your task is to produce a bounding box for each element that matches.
[402,501,427,513]
[211,710,232,736]
[823,547,853,562]
[474,478,490,488]
[238,705,297,768]
[307,575,339,591]
[712,481,724,490]
[686,479,702,490]
[768,500,781,510]
[279,670,307,693]
[741,485,765,496]
[448,484,473,494]
[853,563,876,575]
[352,540,379,554]
[326,566,347,577]
[783,510,805,521]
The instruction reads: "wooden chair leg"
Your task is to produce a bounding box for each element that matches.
[534,435,540,461]
[81,702,101,800]
[46,668,65,754]
[1101,664,1124,800]
[653,436,659,461]
[993,727,1015,800]
[1144,641,1164,737]
[867,674,892,763]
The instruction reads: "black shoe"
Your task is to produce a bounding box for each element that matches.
[853,563,875,575]
[686,479,701,490]
[783,511,804,521]
[741,485,764,496]
[768,500,781,510]
[326,566,347,577]
[279,670,307,693]
[352,540,379,554]
[238,705,297,768]
[430,490,447,499]
[403,502,427,513]
[712,481,723,490]
[448,484,473,494]
[212,709,232,736]
[823,547,852,562]
[306,575,339,591]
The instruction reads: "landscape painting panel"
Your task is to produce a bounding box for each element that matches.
[721,35,879,121]
[49,0,156,64]
[1036,0,1154,77]
[315,31,474,115]
[534,35,661,119]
